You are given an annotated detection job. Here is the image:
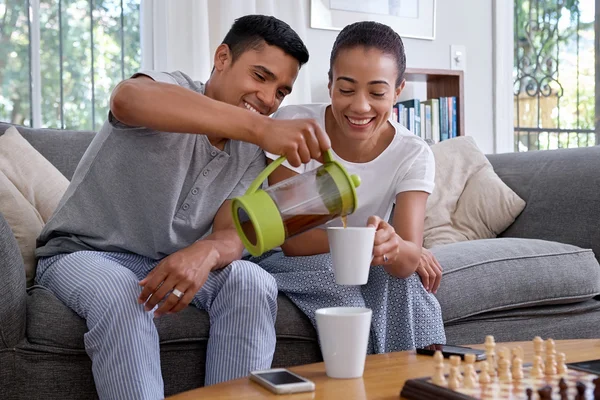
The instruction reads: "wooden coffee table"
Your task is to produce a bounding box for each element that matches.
[168,339,600,399]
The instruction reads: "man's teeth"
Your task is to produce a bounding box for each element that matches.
[244,102,259,114]
[348,117,372,125]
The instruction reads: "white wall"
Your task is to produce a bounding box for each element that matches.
[303,0,495,153]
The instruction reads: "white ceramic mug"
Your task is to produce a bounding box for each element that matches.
[315,307,372,379]
[326,227,375,285]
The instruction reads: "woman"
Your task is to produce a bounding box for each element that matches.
[257,21,445,353]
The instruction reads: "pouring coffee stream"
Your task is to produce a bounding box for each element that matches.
[231,149,360,256]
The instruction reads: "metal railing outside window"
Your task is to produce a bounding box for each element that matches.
[514,0,596,151]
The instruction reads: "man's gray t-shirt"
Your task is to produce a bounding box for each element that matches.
[36,70,266,260]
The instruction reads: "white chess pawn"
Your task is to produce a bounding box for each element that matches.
[463,364,479,389]
[498,358,512,382]
[449,356,463,382]
[485,336,497,377]
[434,350,444,365]
[464,353,478,381]
[545,338,556,357]
[479,361,491,384]
[545,354,557,376]
[432,361,447,386]
[557,352,568,375]
[531,355,544,378]
[533,336,544,359]
[449,365,462,388]
[448,374,460,390]
[511,346,524,361]
[512,357,524,381]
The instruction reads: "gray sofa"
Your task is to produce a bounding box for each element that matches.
[1,122,600,399]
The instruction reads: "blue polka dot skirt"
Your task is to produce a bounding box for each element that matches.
[250,251,446,354]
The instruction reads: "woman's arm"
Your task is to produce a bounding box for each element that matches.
[378,191,429,278]
[267,162,331,256]
[382,190,442,292]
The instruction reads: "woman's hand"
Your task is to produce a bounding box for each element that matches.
[416,248,443,293]
[367,216,401,266]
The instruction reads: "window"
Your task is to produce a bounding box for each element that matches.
[513,0,596,151]
[0,0,141,131]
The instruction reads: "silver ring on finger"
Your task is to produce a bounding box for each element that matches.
[383,254,389,262]
[172,288,185,299]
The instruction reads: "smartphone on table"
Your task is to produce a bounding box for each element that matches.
[249,368,315,394]
[416,344,487,361]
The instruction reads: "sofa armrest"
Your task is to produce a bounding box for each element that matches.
[0,212,27,348]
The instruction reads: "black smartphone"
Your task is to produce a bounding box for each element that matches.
[567,359,600,374]
[416,344,487,361]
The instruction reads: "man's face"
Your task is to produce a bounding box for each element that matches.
[212,43,300,116]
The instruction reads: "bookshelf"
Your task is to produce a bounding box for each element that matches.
[404,68,465,137]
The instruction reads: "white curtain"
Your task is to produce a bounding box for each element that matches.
[140,0,312,105]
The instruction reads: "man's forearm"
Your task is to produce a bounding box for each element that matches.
[200,229,246,270]
[110,79,268,143]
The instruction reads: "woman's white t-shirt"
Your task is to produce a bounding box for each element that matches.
[266,103,435,228]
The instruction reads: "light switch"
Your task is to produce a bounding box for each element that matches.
[450,45,466,71]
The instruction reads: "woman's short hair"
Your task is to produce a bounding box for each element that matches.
[328,21,406,87]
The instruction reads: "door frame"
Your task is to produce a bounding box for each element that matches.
[492,0,515,154]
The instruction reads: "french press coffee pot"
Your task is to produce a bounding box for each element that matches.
[231,150,360,257]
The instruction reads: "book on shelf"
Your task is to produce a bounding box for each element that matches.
[392,96,457,143]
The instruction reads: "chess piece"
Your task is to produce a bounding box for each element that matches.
[449,356,463,383]
[545,354,557,376]
[533,336,544,359]
[512,357,524,381]
[557,352,568,375]
[545,338,556,357]
[511,346,524,361]
[464,353,478,381]
[537,385,552,400]
[575,380,586,400]
[531,355,544,378]
[558,377,568,400]
[498,357,512,382]
[485,335,496,377]
[448,374,460,390]
[432,361,447,386]
[433,350,444,365]
[478,361,491,384]
[593,377,600,399]
[463,364,478,389]
[525,387,533,400]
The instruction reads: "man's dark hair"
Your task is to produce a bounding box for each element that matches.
[328,21,406,87]
[222,15,309,67]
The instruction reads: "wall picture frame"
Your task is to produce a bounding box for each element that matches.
[310,0,436,41]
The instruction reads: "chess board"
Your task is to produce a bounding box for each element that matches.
[400,365,599,399]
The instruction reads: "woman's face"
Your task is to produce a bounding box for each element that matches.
[329,46,403,141]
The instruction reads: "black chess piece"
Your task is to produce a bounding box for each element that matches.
[575,380,587,400]
[593,376,600,400]
[558,377,568,400]
[526,387,533,400]
[538,385,552,400]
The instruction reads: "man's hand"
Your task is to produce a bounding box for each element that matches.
[258,118,331,167]
[138,241,218,316]
[416,247,443,293]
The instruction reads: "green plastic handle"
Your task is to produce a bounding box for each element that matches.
[245,150,335,195]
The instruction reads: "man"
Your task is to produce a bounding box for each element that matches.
[35,15,329,400]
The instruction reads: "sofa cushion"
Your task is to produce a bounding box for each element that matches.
[26,287,316,350]
[424,137,526,248]
[0,122,95,180]
[0,173,44,287]
[0,126,70,286]
[431,238,600,323]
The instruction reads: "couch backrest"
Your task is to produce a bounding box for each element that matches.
[488,146,600,258]
[0,122,95,180]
